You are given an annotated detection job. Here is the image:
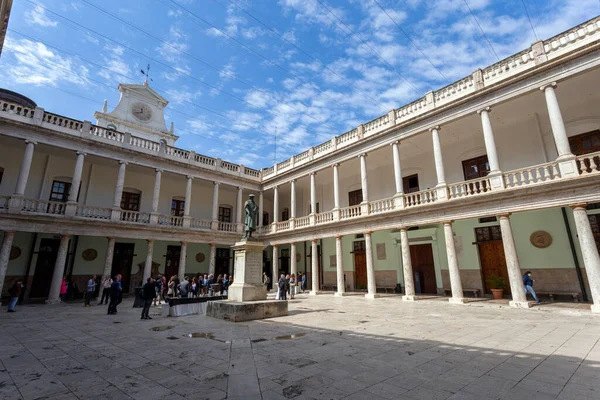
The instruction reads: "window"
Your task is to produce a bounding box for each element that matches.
[462,155,490,180]
[171,199,185,216]
[353,241,366,252]
[218,206,232,223]
[402,174,419,193]
[479,216,497,224]
[49,180,71,203]
[570,130,600,174]
[121,191,140,211]
[475,226,502,242]
[263,212,269,226]
[348,190,363,206]
[281,208,289,221]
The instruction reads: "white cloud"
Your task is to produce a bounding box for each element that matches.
[219,63,236,80]
[165,88,202,105]
[25,5,58,28]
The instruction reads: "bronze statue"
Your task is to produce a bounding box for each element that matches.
[243,194,259,239]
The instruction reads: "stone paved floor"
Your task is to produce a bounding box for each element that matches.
[1,294,600,400]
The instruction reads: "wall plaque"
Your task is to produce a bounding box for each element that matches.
[376,243,386,260]
[330,255,336,267]
[82,248,97,261]
[530,231,552,248]
[296,252,301,263]
[9,246,21,261]
[196,252,206,262]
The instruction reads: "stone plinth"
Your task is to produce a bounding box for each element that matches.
[206,300,288,322]
[227,240,267,302]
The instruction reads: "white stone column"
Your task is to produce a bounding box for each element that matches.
[444,222,466,304]
[272,245,279,292]
[400,228,416,301]
[359,153,369,201]
[68,152,86,202]
[150,169,162,224]
[236,187,243,234]
[273,186,279,224]
[143,239,155,282]
[477,107,504,189]
[334,236,345,296]
[211,182,219,230]
[571,205,600,313]
[183,176,193,228]
[0,231,16,297]
[498,215,529,308]
[541,82,577,177]
[365,232,378,299]
[309,172,317,225]
[209,243,216,275]
[13,140,36,196]
[391,141,405,208]
[333,164,340,213]
[258,191,264,227]
[290,242,297,277]
[111,161,127,220]
[290,180,296,219]
[102,237,116,279]
[47,234,71,304]
[430,126,449,200]
[178,241,187,280]
[309,239,320,295]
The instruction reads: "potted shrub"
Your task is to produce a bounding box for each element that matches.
[489,276,506,300]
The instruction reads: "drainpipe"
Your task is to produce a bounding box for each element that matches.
[561,207,588,302]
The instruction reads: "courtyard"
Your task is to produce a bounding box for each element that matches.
[1,294,599,400]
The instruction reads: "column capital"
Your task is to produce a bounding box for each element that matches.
[24,139,37,145]
[290,179,296,183]
[213,181,220,186]
[497,213,512,219]
[364,231,373,236]
[155,168,163,173]
[358,153,368,158]
[332,163,340,168]
[119,160,128,165]
[186,175,194,180]
[442,220,454,225]
[310,172,317,176]
[335,235,343,240]
[180,240,187,245]
[76,151,87,156]
[273,185,279,190]
[62,234,72,239]
[428,125,441,132]
[289,242,296,246]
[569,203,587,211]
[147,239,155,244]
[209,242,216,247]
[390,140,400,146]
[540,81,557,91]
[476,106,491,115]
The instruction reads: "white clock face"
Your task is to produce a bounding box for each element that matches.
[131,102,153,122]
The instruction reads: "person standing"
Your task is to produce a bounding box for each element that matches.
[289,274,296,300]
[98,275,112,305]
[167,275,176,298]
[7,280,22,313]
[107,275,122,315]
[141,278,156,320]
[263,272,270,289]
[153,274,163,305]
[301,273,307,293]
[523,271,541,303]
[85,275,96,307]
[278,274,289,300]
[60,277,68,302]
[179,276,189,298]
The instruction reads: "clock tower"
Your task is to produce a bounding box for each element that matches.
[94,82,178,145]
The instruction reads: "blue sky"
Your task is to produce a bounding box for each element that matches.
[1,0,598,169]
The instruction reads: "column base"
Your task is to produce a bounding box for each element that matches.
[590,304,600,314]
[309,291,322,296]
[402,295,416,302]
[509,300,532,309]
[334,292,348,297]
[365,293,380,299]
[448,297,468,305]
[45,298,62,305]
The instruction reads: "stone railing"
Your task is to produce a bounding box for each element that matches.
[0,196,10,209]
[340,205,362,220]
[260,15,600,180]
[220,160,239,173]
[503,162,561,188]
[369,197,395,214]
[295,215,310,228]
[21,199,66,215]
[448,177,492,199]
[89,125,124,142]
[158,214,184,227]
[43,112,83,131]
[121,210,151,224]
[276,220,291,231]
[218,221,236,232]
[576,151,600,175]
[405,188,437,208]
[165,146,190,160]
[75,205,112,220]
[0,101,35,118]
[316,211,334,224]
[190,218,212,230]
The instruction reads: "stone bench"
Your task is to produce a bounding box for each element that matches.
[443,288,480,298]
[379,286,397,294]
[535,291,581,302]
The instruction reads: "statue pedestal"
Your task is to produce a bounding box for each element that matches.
[207,239,288,322]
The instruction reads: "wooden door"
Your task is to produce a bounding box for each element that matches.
[215,248,230,276]
[477,240,511,294]
[30,238,60,298]
[165,245,181,279]
[111,243,135,293]
[410,244,437,294]
[353,241,367,289]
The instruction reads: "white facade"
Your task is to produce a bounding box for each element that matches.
[1,16,600,311]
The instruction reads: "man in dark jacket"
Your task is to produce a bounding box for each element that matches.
[278,274,289,301]
[107,275,122,315]
[141,277,157,320]
[7,280,22,312]
[522,271,541,303]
